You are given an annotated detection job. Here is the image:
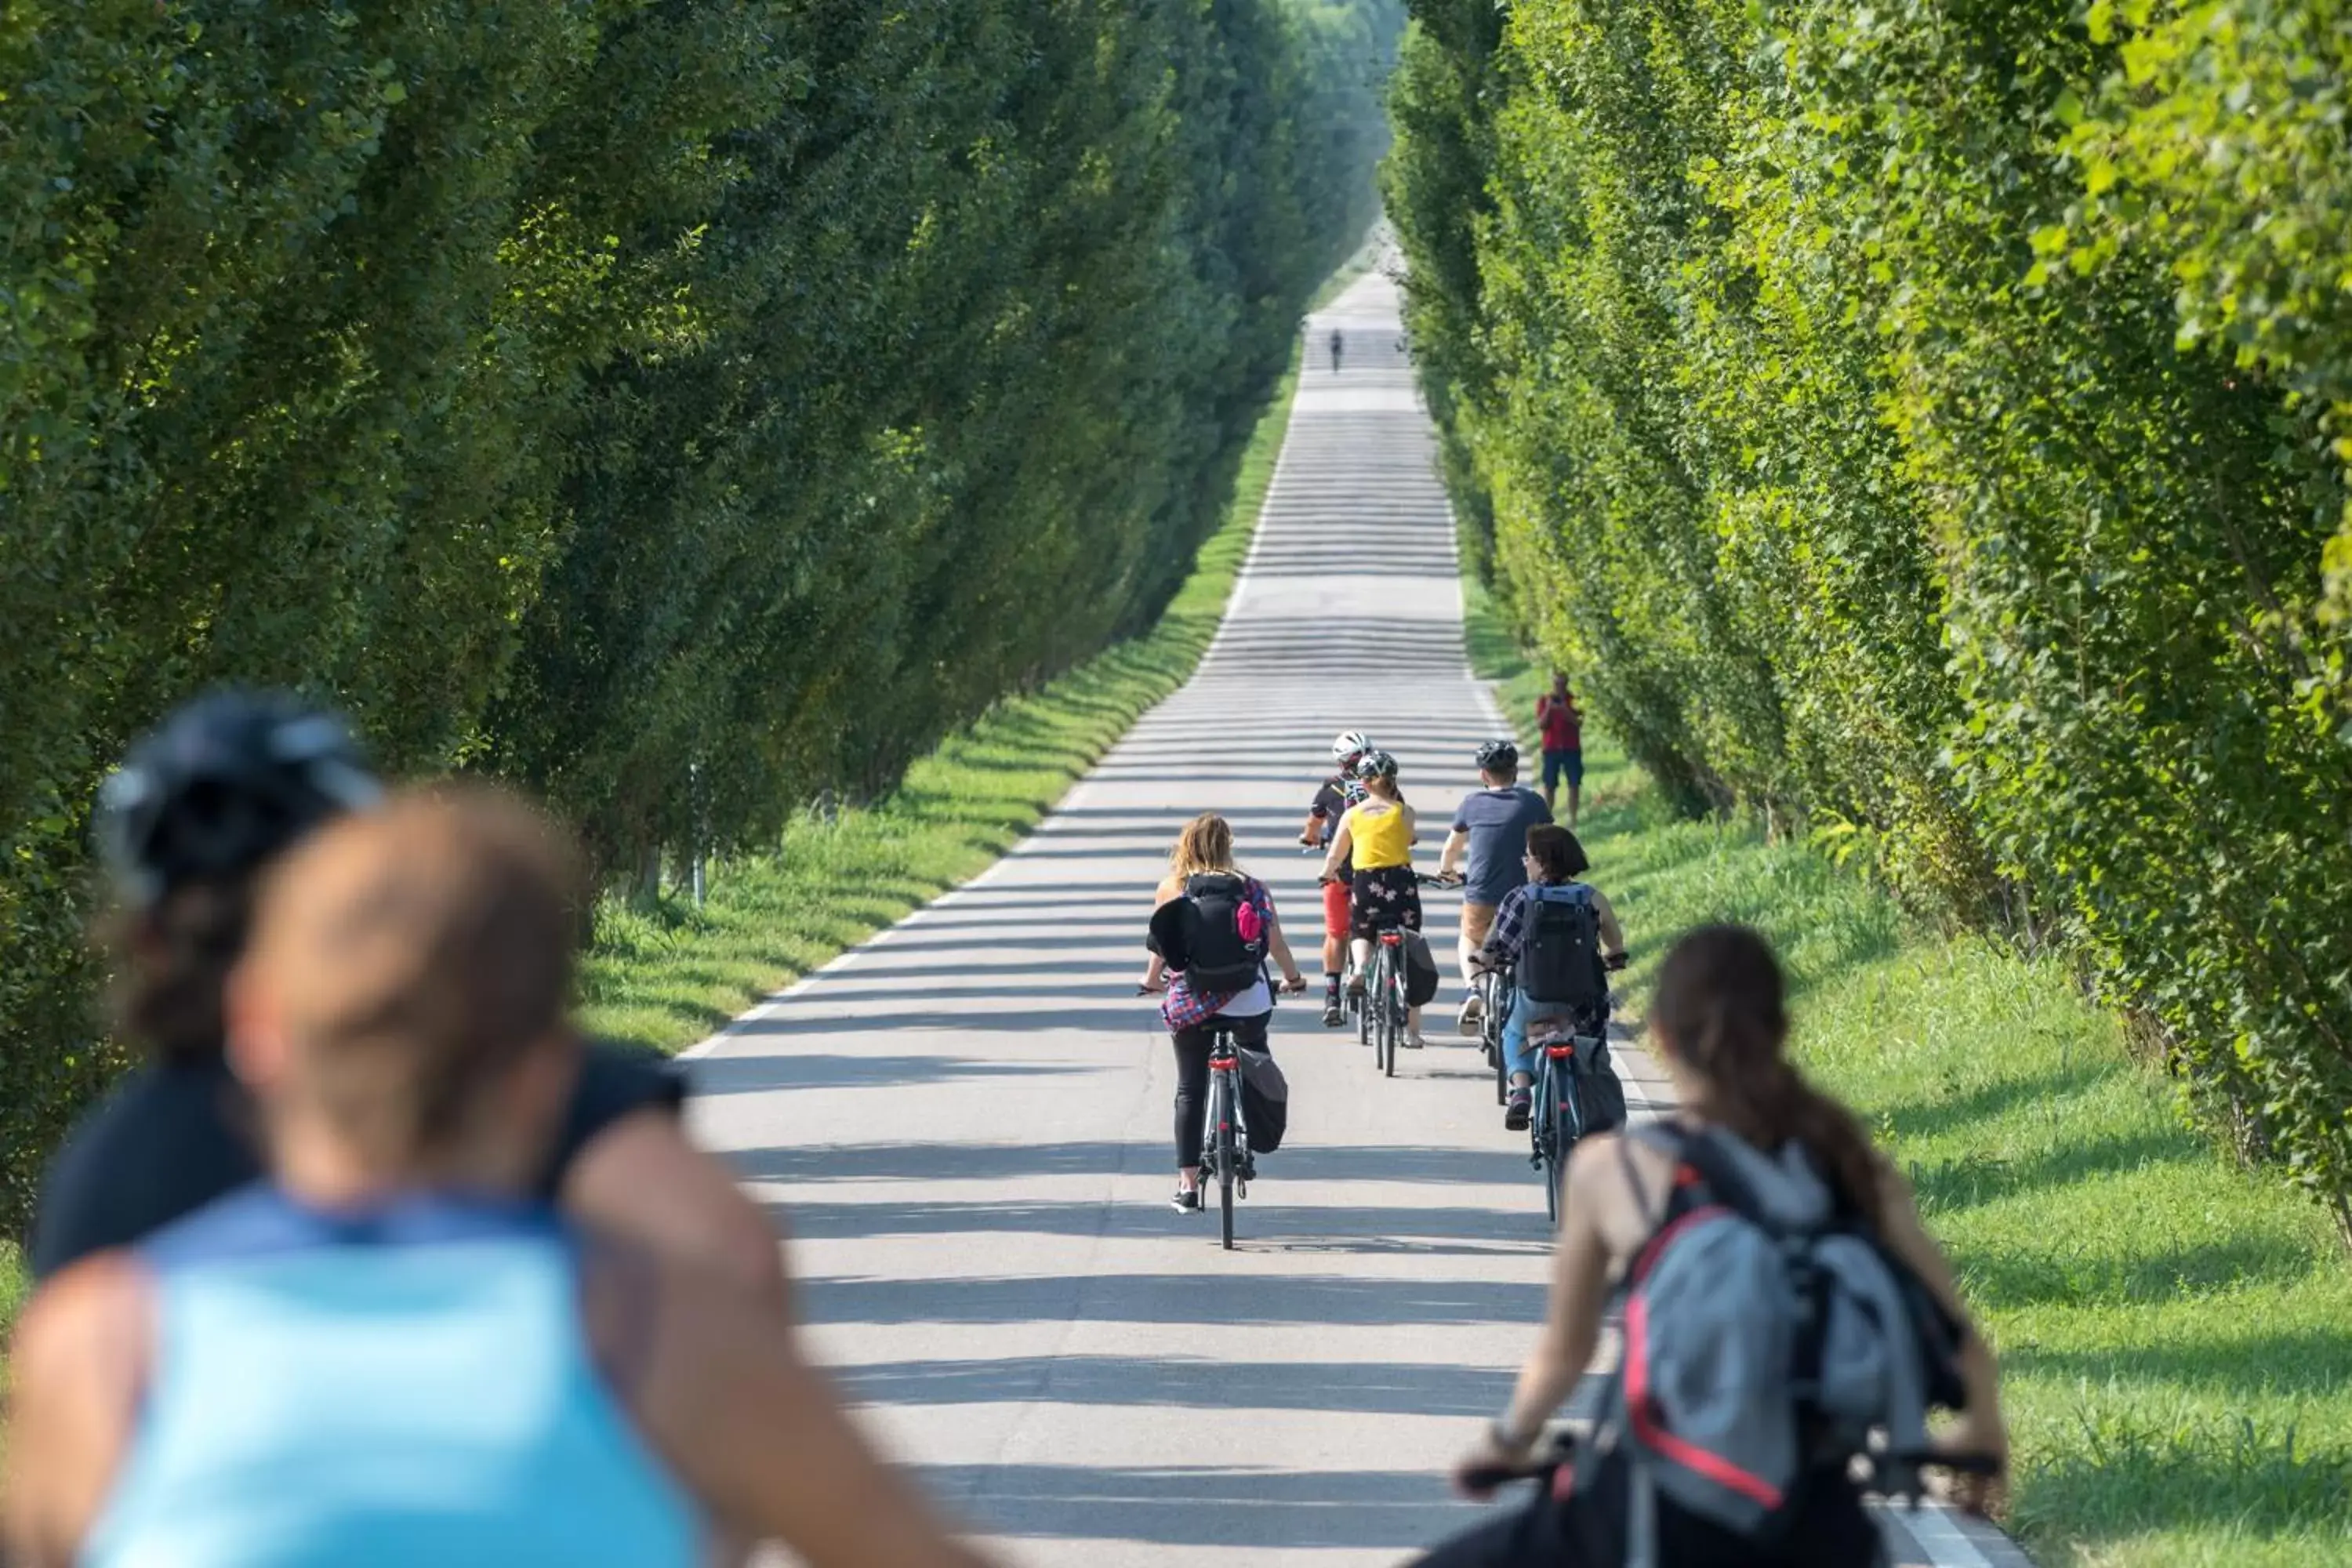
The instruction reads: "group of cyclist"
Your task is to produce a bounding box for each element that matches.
[1298,729,1623,1131]
[4,686,2009,1568]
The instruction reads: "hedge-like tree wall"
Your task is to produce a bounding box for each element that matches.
[1385,0,2352,1228]
[0,0,1402,1232]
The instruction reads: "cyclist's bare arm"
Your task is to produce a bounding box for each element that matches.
[614,1254,994,1568]
[1317,817,1356,881]
[1489,1139,1622,1446]
[1299,808,1329,847]
[1437,826,1473,878]
[1868,1162,2008,1501]
[2,1256,149,1567]
[1590,888,1628,960]
[564,1112,792,1319]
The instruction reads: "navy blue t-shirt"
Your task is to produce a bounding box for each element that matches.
[1452,786,1553,905]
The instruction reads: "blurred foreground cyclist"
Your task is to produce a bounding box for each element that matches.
[29,689,783,1305]
[1428,925,2005,1567]
[4,789,988,1568]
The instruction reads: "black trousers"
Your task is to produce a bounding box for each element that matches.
[1171,1012,1269,1169]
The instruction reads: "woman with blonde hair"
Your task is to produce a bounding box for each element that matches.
[1139,813,1306,1213]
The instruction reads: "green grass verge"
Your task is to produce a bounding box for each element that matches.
[578,359,1298,1049]
[1,1240,24,1338]
[1465,577,2352,1567]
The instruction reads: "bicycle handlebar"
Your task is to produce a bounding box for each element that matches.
[1458,1441,2005,1497]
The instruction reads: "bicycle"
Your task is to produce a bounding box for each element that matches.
[1475,961,1515,1106]
[1350,872,1457,1078]
[1200,1017,1254,1250]
[1365,927,1410,1076]
[1528,1018,1601,1225]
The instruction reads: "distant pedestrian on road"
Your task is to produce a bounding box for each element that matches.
[1536,675,1584,826]
[1330,327,1345,373]
[1140,814,1306,1214]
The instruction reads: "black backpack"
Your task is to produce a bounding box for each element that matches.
[1238,1045,1288,1153]
[1519,884,1606,1008]
[1182,873,1268,993]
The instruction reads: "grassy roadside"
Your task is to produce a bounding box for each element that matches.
[579,358,1298,1049]
[1465,578,2352,1566]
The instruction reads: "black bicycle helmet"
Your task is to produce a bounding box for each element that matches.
[96,688,383,909]
[1354,749,1399,782]
[1475,739,1519,772]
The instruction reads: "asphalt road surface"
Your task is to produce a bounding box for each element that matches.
[688,267,2031,1568]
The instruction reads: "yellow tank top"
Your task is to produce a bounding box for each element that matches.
[1349,800,1411,870]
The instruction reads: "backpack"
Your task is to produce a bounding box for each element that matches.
[1577,1123,1972,1567]
[1238,1045,1288,1153]
[1402,930,1441,1007]
[1519,884,1606,1008]
[1575,1038,1628,1136]
[1181,873,1268,993]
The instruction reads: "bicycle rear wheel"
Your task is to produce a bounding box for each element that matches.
[1213,1074,1236,1250]
[1379,952,1399,1079]
[1484,978,1508,1105]
[1538,1054,1563,1225]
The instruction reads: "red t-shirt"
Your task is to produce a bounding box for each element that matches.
[1537,695,1581,752]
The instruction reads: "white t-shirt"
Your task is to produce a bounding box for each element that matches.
[1214,973,1272,1020]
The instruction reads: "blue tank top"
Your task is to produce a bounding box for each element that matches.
[83,1186,704,1568]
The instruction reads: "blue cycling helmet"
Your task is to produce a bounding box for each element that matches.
[96,688,382,909]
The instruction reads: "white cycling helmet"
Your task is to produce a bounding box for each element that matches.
[1330,730,1371,761]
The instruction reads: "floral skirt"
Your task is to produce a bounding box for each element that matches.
[1349,864,1422,938]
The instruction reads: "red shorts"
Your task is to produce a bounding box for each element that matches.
[1322,878,1352,940]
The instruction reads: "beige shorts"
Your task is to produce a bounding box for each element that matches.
[1460,900,1498,949]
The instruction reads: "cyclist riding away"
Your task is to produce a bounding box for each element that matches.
[4,789,991,1568]
[1142,814,1306,1213]
[1429,925,2006,1568]
[1318,750,1429,1048]
[1299,730,1372,1026]
[1437,740,1552,1036]
[1536,675,1584,826]
[30,690,786,1311]
[1475,825,1624,1131]
[1330,326,1345,374]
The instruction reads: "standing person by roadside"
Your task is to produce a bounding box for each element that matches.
[28,690,786,1309]
[4,789,990,1568]
[1141,813,1307,1213]
[1535,676,1584,826]
[1298,730,1372,1027]
[1436,741,1552,1034]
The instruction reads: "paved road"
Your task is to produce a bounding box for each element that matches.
[687,269,2027,1568]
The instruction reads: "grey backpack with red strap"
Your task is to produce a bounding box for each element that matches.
[1577,1123,1971,1566]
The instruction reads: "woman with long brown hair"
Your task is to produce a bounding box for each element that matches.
[1431,924,2006,1566]
[1140,813,1306,1212]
